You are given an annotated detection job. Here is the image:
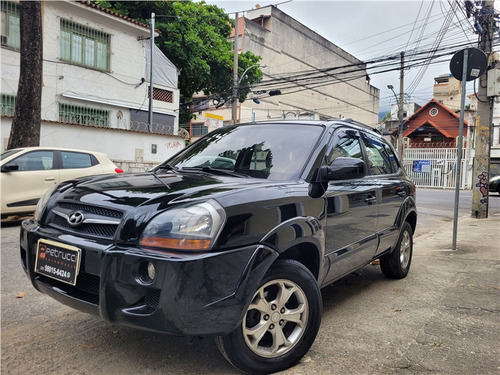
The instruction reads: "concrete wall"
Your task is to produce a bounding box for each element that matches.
[433,74,462,112]
[1,118,184,172]
[242,6,379,125]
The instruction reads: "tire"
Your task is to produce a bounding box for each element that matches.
[216,259,322,374]
[380,221,413,279]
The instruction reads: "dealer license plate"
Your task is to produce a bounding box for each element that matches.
[35,239,81,286]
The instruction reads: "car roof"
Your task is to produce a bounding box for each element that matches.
[240,119,382,138]
[5,146,108,156]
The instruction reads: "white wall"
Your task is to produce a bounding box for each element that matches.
[1,118,185,172]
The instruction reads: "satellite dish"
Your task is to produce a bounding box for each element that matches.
[450,47,488,82]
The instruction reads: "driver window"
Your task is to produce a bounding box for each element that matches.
[328,133,363,166]
[14,151,54,171]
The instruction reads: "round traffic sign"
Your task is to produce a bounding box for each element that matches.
[449,48,488,82]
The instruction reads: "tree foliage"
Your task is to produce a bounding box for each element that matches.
[8,0,43,149]
[96,1,262,122]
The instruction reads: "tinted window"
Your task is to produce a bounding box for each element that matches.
[61,151,93,169]
[12,151,54,171]
[328,132,363,165]
[362,135,398,175]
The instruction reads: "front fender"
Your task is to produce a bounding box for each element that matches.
[260,216,324,254]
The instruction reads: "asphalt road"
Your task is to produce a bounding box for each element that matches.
[414,188,500,237]
[2,188,499,374]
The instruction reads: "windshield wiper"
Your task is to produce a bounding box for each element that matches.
[154,163,178,174]
[181,166,248,178]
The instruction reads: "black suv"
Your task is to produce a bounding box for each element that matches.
[20,120,416,374]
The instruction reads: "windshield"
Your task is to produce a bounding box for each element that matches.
[161,124,324,181]
[1,149,22,161]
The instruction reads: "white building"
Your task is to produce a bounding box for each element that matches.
[1,0,184,171]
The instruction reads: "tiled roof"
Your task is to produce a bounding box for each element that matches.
[77,1,151,31]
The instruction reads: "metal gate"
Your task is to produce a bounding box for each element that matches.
[402,148,473,189]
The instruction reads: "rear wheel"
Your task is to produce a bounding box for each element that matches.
[380,221,413,279]
[216,259,322,374]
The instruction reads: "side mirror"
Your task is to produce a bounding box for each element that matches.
[308,157,367,198]
[1,163,19,172]
[326,157,366,180]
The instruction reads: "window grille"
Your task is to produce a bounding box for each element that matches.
[0,1,20,49]
[0,94,16,116]
[60,19,110,70]
[59,103,110,127]
[149,87,173,103]
[190,123,208,137]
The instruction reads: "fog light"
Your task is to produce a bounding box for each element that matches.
[147,262,156,281]
[137,261,156,284]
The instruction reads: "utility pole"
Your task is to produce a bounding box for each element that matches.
[471,0,494,218]
[148,12,155,132]
[232,12,239,125]
[398,51,405,157]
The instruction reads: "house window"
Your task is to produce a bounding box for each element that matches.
[191,123,208,137]
[0,1,20,50]
[59,104,110,127]
[60,19,110,70]
[0,94,16,115]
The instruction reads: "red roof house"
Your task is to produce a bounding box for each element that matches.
[402,99,468,148]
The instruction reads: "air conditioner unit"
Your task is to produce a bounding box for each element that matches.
[487,68,500,97]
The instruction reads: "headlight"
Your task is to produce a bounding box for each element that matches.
[139,199,226,251]
[33,185,58,222]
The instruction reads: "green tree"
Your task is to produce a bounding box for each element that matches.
[96,1,262,123]
[381,111,391,123]
[8,0,43,149]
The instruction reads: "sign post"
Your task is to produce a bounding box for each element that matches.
[449,47,487,250]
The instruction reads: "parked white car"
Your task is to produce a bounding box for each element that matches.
[1,147,123,221]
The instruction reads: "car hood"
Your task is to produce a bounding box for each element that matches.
[52,171,288,242]
[59,171,279,208]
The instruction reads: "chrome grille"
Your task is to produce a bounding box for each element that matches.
[48,202,123,239]
[58,202,122,217]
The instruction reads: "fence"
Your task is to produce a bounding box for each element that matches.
[403,148,473,189]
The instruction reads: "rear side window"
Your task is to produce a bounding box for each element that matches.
[362,135,399,175]
[61,151,95,169]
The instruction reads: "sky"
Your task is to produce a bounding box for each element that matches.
[204,0,499,114]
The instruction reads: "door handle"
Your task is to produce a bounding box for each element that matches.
[396,188,407,198]
[45,176,56,182]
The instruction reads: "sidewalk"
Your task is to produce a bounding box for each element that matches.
[401,215,500,374]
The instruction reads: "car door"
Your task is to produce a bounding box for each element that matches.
[1,150,59,212]
[361,133,405,255]
[323,129,379,283]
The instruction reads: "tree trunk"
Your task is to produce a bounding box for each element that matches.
[7,0,43,149]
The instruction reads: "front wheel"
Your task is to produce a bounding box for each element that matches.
[380,221,413,279]
[216,259,322,374]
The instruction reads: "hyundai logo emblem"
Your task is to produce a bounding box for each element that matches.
[68,211,85,226]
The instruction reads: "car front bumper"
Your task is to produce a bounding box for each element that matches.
[20,219,277,336]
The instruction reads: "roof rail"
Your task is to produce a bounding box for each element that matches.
[328,118,382,135]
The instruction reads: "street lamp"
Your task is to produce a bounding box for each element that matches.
[231,64,265,124]
[388,84,404,156]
